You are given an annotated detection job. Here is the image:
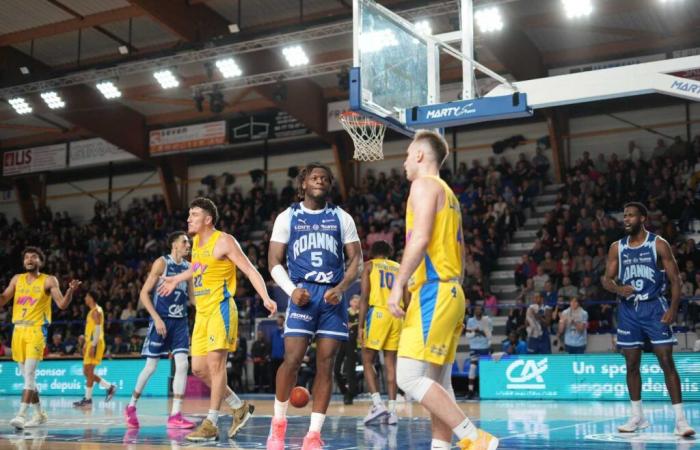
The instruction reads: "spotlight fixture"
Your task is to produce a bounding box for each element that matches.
[153,69,179,89]
[19,66,30,75]
[228,24,240,33]
[215,58,242,78]
[282,45,309,67]
[337,67,350,91]
[272,80,287,102]
[40,91,65,109]
[414,20,432,36]
[193,91,205,112]
[8,97,32,114]
[118,45,129,55]
[96,81,122,99]
[475,7,503,33]
[562,0,593,19]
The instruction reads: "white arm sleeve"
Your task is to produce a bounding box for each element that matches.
[270,208,291,243]
[339,209,360,244]
[92,325,101,346]
[271,264,297,297]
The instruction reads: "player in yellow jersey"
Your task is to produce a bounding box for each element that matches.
[359,240,408,426]
[159,197,277,442]
[0,247,80,429]
[73,291,116,408]
[386,130,498,450]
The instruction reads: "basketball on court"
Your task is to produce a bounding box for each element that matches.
[290,386,311,408]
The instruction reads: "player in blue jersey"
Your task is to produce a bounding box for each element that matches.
[266,163,362,450]
[124,231,196,429]
[602,202,695,437]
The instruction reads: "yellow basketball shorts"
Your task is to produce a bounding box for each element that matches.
[398,281,465,365]
[83,341,105,366]
[12,325,47,363]
[364,306,402,351]
[191,297,238,357]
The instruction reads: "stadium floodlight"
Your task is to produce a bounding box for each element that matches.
[282,45,309,67]
[153,69,179,89]
[562,0,593,19]
[40,91,65,109]
[8,97,32,114]
[215,58,242,78]
[475,7,504,33]
[96,81,122,99]
[414,20,432,36]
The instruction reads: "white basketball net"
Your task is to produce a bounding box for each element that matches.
[339,112,386,161]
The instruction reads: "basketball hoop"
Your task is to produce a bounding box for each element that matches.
[339,111,386,161]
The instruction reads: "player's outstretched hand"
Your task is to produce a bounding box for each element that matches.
[323,287,343,305]
[387,289,405,318]
[154,317,167,337]
[291,288,311,307]
[263,297,278,317]
[68,279,82,290]
[617,285,635,298]
[157,276,177,297]
[660,308,677,325]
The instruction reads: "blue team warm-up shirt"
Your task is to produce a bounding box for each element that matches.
[616,231,676,348]
[271,202,360,341]
[142,255,190,357]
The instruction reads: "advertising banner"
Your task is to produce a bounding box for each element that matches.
[2,144,67,176]
[0,359,170,397]
[480,353,700,401]
[229,110,309,143]
[149,121,226,155]
[69,138,135,167]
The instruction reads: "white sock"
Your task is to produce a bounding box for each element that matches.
[371,392,382,408]
[631,400,643,418]
[673,403,687,422]
[171,398,183,415]
[85,386,93,400]
[453,417,478,441]
[225,392,243,409]
[99,379,111,389]
[274,399,289,419]
[388,400,396,413]
[431,439,451,449]
[18,403,28,416]
[206,409,219,424]
[309,412,325,433]
[129,395,138,407]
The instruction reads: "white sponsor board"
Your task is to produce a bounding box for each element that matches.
[2,144,67,176]
[69,138,135,167]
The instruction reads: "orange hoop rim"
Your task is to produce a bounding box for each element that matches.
[339,111,385,128]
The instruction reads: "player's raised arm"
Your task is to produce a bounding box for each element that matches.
[601,241,634,298]
[47,276,81,310]
[140,257,167,336]
[0,274,19,307]
[657,237,682,324]
[223,233,277,316]
[387,177,439,317]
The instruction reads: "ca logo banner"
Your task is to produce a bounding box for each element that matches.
[506,358,548,390]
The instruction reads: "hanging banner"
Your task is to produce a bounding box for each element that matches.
[2,144,67,176]
[149,121,226,155]
[229,111,309,143]
[69,138,135,167]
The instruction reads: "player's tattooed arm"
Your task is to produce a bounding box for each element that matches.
[657,237,681,324]
[141,257,167,336]
[0,274,19,307]
[601,242,634,298]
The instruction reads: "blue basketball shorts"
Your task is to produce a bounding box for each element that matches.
[142,317,190,357]
[616,297,677,349]
[284,281,348,341]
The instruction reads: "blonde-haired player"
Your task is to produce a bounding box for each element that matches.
[0,247,80,429]
[359,240,408,425]
[386,130,498,450]
[73,291,116,408]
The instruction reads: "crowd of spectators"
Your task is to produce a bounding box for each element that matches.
[507,136,700,346]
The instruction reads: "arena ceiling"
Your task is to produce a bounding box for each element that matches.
[0,0,699,155]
